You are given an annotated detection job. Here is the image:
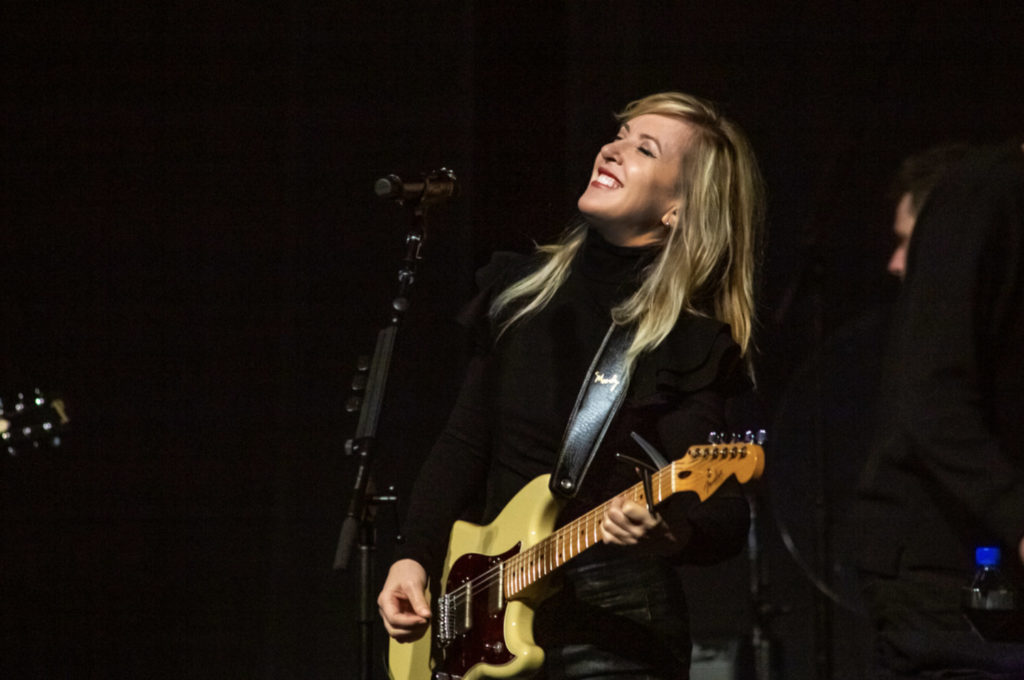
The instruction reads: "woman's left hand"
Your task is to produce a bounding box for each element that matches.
[601,496,676,547]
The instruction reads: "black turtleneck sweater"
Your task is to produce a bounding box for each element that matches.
[394,229,751,576]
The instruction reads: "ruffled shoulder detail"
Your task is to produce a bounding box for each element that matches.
[629,314,746,404]
[455,251,540,343]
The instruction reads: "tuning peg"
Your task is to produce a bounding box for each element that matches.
[344,396,362,413]
[738,429,768,444]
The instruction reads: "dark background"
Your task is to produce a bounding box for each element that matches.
[3,2,1023,678]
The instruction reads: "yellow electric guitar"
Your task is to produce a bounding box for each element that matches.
[388,440,765,680]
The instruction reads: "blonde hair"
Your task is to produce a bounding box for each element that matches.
[492,92,765,366]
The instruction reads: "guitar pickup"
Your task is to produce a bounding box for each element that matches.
[463,581,473,632]
[490,562,505,613]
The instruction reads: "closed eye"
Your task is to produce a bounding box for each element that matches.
[638,146,656,158]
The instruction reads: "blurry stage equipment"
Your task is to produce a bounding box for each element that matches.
[769,307,888,680]
[1,387,70,457]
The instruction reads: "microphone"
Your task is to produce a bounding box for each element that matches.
[374,168,458,204]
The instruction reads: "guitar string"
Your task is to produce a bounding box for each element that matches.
[442,468,675,607]
[442,466,683,605]
[439,448,752,614]
[440,447,743,605]
[442,496,623,607]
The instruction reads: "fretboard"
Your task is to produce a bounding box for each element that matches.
[502,463,676,598]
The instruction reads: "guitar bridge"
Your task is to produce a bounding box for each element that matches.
[437,592,456,645]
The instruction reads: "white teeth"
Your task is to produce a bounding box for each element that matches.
[596,174,620,188]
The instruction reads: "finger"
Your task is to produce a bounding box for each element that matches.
[608,502,650,535]
[382,615,429,642]
[389,622,429,643]
[402,581,432,619]
[385,585,432,622]
[382,610,428,631]
[378,587,429,626]
[620,499,660,529]
[602,512,640,544]
[379,601,430,642]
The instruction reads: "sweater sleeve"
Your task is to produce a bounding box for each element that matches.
[391,252,529,575]
[392,353,493,576]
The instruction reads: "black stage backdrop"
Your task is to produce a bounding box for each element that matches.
[3,3,1023,678]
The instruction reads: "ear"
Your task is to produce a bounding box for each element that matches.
[661,206,679,228]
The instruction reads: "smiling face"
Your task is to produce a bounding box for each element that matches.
[577,113,696,246]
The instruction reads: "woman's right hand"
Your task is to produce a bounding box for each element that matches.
[377,559,432,642]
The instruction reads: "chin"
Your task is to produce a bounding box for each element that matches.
[576,207,605,230]
[577,194,607,221]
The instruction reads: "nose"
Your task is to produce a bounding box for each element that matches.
[600,139,623,163]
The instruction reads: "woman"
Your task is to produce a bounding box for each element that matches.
[378,91,765,679]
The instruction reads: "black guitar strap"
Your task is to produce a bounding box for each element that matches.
[549,322,636,499]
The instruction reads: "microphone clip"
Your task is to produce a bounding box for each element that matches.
[374,167,458,206]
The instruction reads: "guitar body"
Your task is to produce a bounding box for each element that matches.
[386,440,765,680]
[389,474,561,680]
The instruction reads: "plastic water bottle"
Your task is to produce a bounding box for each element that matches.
[964,547,1015,610]
[962,546,1017,641]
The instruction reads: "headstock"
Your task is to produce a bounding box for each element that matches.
[667,430,768,501]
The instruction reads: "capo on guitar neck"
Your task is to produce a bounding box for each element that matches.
[614,431,669,514]
[612,456,656,514]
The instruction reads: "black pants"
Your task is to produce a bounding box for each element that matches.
[533,553,691,680]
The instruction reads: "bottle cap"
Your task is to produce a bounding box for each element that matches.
[976,546,1002,567]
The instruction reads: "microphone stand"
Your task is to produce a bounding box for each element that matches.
[333,193,441,680]
[748,485,783,680]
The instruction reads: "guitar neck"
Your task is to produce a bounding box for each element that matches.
[502,465,672,598]
[501,441,762,598]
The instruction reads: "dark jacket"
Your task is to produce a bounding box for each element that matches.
[856,141,1024,586]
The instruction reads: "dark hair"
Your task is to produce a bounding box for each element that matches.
[891,143,972,216]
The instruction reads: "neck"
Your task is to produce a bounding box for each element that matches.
[590,221,664,247]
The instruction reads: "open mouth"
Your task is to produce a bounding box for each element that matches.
[593,168,622,189]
